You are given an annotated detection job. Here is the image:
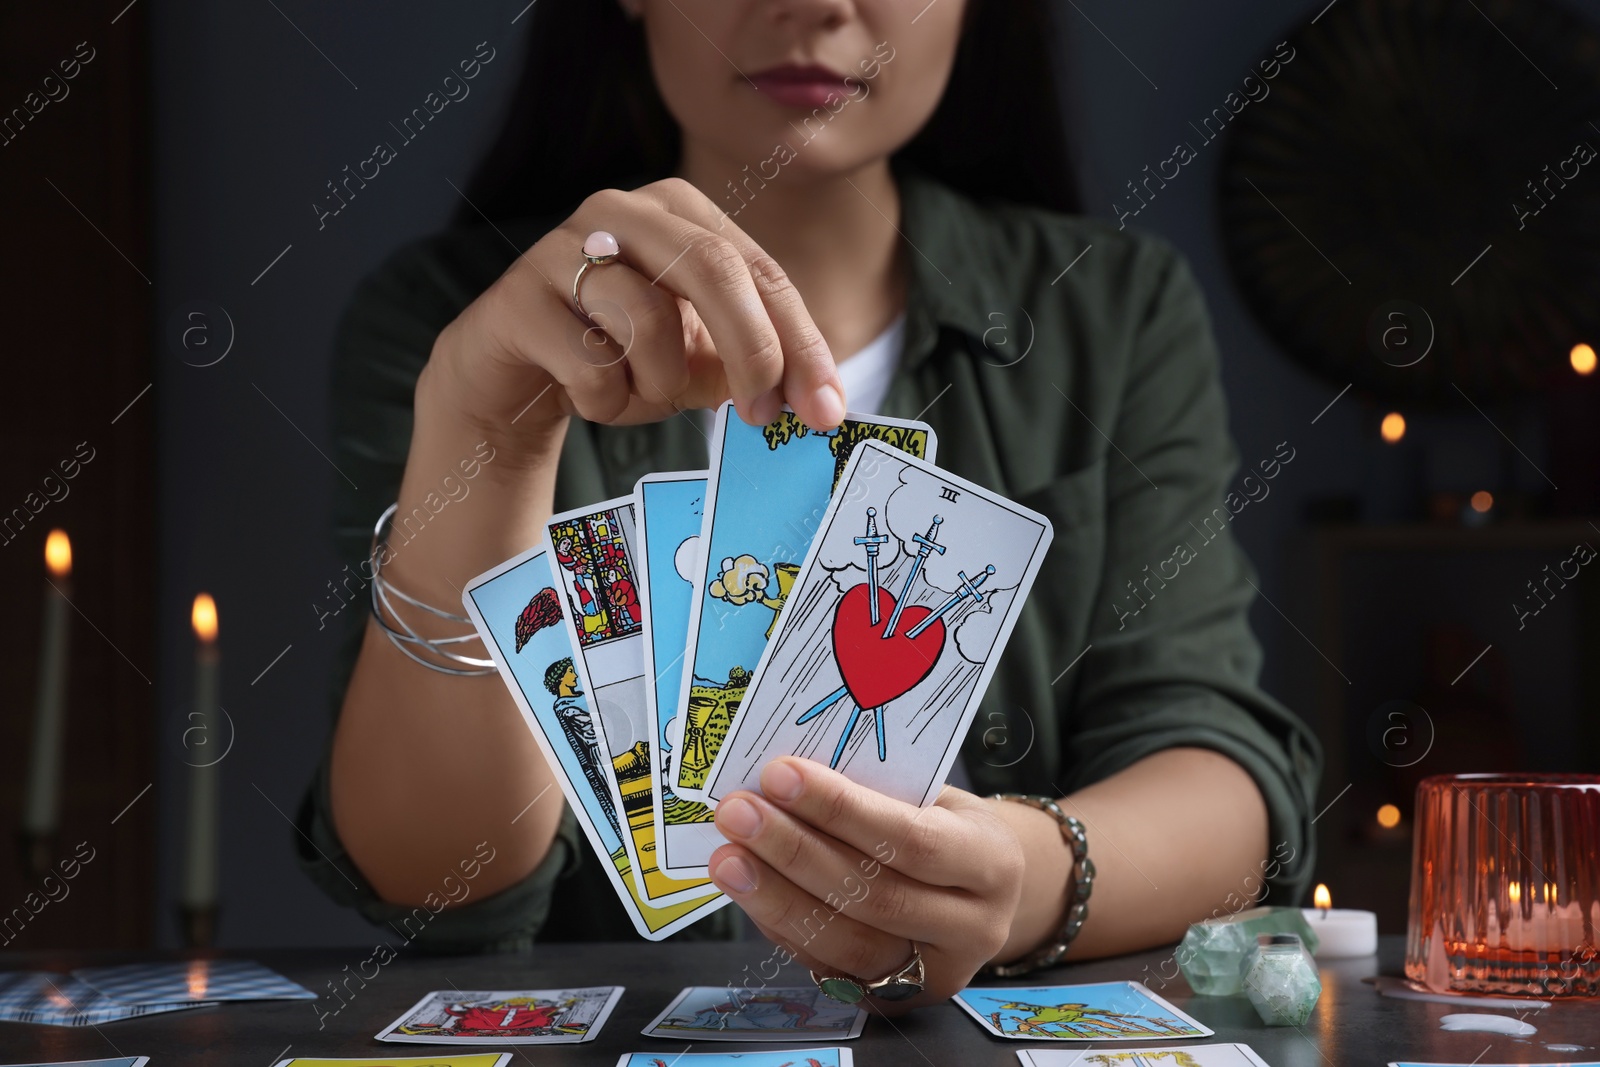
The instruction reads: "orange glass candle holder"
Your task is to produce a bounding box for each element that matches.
[1406,773,1600,997]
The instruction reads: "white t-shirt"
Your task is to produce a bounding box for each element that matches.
[834,311,905,416]
[697,312,906,433]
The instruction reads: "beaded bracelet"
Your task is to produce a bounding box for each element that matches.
[982,793,1095,978]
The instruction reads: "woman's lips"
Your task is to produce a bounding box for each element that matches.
[747,64,856,109]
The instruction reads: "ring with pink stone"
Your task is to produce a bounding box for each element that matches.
[572,230,621,323]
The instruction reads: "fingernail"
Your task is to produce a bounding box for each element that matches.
[745,386,782,426]
[762,759,804,803]
[713,854,758,894]
[810,383,845,428]
[716,796,763,840]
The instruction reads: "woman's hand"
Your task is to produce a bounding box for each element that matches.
[338,176,842,906]
[708,756,1028,1011]
[422,176,845,459]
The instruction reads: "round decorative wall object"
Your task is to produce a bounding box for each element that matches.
[1218,0,1600,405]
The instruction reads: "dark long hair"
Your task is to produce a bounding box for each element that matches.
[457,0,1081,225]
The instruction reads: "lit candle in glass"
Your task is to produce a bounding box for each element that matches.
[1408,774,1600,997]
[180,592,220,937]
[1302,884,1379,958]
[22,531,73,866]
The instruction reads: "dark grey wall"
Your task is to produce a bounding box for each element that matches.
[152,1,530,948]
[150,0,1595,948]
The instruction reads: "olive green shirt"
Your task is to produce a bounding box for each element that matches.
[296,167,1322,952]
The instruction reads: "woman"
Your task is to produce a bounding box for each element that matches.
[298,0,1321,1007]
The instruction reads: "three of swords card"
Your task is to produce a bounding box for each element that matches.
[704,440,1052,807]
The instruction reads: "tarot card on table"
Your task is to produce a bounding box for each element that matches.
[704,440,1051,807]
[272,1057,510,1067]
[0,971,213,1027]
[71,959,313,1003]
[635,472,723,879]
[953,982,1213,1041]
[1017,1043,1271,1065]
[642,985,868,1041]
[462,543,727,940]
[670,402,936,803]
[544,495,718,907]
[377,987,623,1044]
[614,1050,853,1067]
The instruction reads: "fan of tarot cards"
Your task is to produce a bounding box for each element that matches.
[462,401,1053,939]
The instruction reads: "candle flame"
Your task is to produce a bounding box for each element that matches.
[1380,412,1406,444]
[1508,880,1521,904]
[1376,803,1401,829]
[45,529,72,578]
[192,593,218,643]
[1313,884,1332,911]
[1573,343,1596,376]
[187,959,208,998]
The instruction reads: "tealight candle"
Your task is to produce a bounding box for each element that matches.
[1302,884,1379,958]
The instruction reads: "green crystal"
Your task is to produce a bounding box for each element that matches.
[1177,906,1320,996]
[818,977,866,1004]
[1242,934,1322,1026]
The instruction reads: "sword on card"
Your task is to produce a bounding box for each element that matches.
[882,516,944,637]
[793,507,893,727]
[854,506,889,625]
[905,565,995,637]
[796,554,995,767]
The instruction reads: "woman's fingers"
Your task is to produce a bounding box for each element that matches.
[476,244,713,424]
[708,843,920,987]
[643,178,844,428]
[713,790,979,945]
[570,182,842,428]
[707,764,1027,1005]
[559,189,778,422]
[469,271,635,425]
[477,179,845,431]
[562,255,697,410]
[755,757,1024,893]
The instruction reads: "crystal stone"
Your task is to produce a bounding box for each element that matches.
[582,230,620,258]
[1177,906,1321,996]
[817,976,866,1004]
[1243,933,1323,1026]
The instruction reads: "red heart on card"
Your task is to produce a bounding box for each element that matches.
[831,583,945,710]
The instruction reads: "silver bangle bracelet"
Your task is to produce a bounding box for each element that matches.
[982,793,1095,978]
[368,502,497,676]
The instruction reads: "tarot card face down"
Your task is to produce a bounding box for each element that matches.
[462,543,727,940]
[953,982,1213,1042]
[70,959,314,1003]
[377,987,623,1044]
[635,473,725,879]
[1018,1045,1271,1066]
[0,972,213,1027]
[642,985,868,1041]
[705,440,1051,807]
[545,496,717,906]
[670,402,936,801]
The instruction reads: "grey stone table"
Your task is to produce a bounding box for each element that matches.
[2,937,1595,1065]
